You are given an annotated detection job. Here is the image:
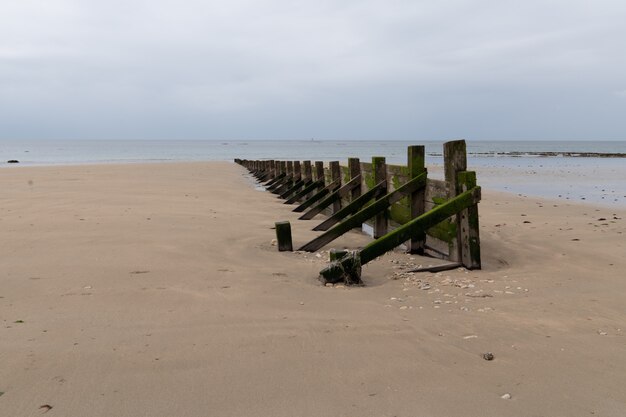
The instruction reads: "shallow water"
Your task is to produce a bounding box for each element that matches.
[1,139,624,207]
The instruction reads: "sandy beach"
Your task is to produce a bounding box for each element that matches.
[1,161,625,417]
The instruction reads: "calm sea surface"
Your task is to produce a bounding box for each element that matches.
[1,140,625,207]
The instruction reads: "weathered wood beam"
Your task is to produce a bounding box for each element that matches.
[330,161,342,213]
[444,139,467,262]
[457,171,481,269]
[298,172,426,252]
[279,178,305,199]
[284,179,322,205]
[292,180,340,213]
[298,175,362,221]
[275,221,293,252]
[348,158,361,201]
[408,262,461,273]
[408,146,426,254]
[312,181,385,231]
[372,156,387,238]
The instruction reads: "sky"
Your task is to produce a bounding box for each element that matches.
[1,0,625,141]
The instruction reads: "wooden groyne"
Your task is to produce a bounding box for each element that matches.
[235,139,481,285]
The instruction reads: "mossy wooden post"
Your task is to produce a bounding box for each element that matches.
[275,221,293,252]
[270,160,276,179]
[443,140,467,262]
[330,161,342,213]
[348,158,361,201]
[408,146,426,254]
[373,156,387,238]
[458,171,481,269]
[286,161,293,180]
[315,161,324,183]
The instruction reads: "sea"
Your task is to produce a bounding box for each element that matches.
[1,139,625,208]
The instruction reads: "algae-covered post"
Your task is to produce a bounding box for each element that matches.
[372,156,387,238]
[457,170,481,269]
[443,140,467,262]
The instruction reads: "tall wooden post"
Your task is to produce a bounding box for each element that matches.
[408,146,426,254]
[372,156,387,238]
[443,140,467,262]
[315,161,324,183]
[348,158,361,201]
[294,161,301,181]
[330,161,342,214]
[286,161,293,178]
[303,161,312,182]
[269,160,276,178]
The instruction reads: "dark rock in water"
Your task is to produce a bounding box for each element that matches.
[7,160,19,164]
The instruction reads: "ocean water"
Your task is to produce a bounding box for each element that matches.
[1,139,625,207]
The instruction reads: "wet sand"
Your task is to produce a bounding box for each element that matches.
[1,162,625,416]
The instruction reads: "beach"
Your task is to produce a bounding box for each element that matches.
[1,161,625,416]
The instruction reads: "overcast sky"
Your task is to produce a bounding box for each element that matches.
[1,0,625,140]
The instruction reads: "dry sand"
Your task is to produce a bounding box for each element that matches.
[1,162,625,417]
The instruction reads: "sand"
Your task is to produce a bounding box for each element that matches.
[1,162,625,417]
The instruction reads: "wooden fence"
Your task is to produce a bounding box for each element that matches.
[235,139,481,284]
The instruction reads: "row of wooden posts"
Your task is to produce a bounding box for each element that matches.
[235,139,481,284]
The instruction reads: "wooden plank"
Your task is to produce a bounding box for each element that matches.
[298,172,426,252]
[408,263,461,273]
[312,181,385,231]
[298,175,362,220]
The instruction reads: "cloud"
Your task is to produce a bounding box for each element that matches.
[1,0,626,139]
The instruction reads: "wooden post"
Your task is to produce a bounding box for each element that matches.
[275,221,293,252]
[315,161,324,183]
[330,161,341,214]
[443,139,467,262]
[303,161,312,182]
[372,156,387,238]
[458,171,481,269]
[348,158,361,201]
[286,161,293,178]
[294,161,301,181]
[270,160,276,178]
[408,146,426,254]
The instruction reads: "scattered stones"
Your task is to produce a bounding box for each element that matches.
[598,330,608,336]
[501,393,512,400]
[463,335,478,340]
[270,239,277,246]
[483,352,495,361]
